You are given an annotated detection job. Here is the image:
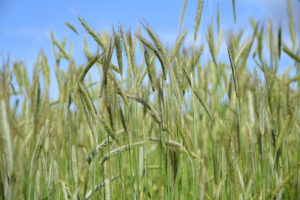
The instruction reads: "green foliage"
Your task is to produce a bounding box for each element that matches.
[0,0,300,199]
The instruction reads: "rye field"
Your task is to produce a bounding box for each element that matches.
[1,0,300,199]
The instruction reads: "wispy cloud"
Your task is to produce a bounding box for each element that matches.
[248,0,299,28]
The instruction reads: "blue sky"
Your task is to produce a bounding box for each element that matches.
[0,0,299,98]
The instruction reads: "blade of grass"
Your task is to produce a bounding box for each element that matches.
[179,0,188,30]
[194,0,203,41]
[79,17,106,51]
[65,22,78,35]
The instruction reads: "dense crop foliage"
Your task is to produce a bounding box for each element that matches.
[1,0,300,199]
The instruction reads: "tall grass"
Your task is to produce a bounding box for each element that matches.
[1,0,300,199]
